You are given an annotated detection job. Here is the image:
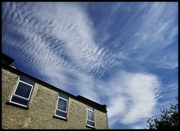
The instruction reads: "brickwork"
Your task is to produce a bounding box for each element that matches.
[2,68,108,129]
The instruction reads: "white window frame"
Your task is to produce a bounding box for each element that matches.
[87,106,95,128]
[9,77,34,108]
[55,93,68,120]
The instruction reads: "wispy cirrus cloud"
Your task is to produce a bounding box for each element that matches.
[2,2,178,129]
[89,2,178,69]
[2,2,118,101]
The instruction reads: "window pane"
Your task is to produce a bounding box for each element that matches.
[11,96,28,106]
[56,110,67,118]
[87,120,94,127]
[58,98,67,111]
[88,110,94,121]
[20,76,34,85]
[15,82,32,98]
[59,93,68,100]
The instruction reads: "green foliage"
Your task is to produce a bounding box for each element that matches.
[146,98,179,129]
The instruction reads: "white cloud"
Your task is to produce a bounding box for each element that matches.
[108,96,126,119]
[102,71,161,127]
[2,2,177,129]
[2,2,107,100]
[95,2,178,69]
[131,125,145,129]
[130,3,178,68]
[34,2,106,72]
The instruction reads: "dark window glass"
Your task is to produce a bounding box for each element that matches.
[88,110,94,121]
[87,120,94,127]
[55,93,68,118]
[20,76,34,85]
[11,96,28,106]
[59,93,68,100]
[15,82,32,99]
[58,98,67,111]
[56,110,67,118]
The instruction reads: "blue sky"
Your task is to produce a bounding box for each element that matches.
[2,2,178,129]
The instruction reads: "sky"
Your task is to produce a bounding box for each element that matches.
[2,2,178,129]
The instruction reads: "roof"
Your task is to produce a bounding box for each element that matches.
[77,95,107,112]
[2,60,107,113]
[2,53,14,65]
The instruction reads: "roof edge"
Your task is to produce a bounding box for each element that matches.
[77,95,107,113]
[2,63,107,113]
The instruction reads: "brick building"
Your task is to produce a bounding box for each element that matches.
[2,54,108,129]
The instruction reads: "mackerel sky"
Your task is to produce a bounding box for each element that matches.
[2,2,178,129]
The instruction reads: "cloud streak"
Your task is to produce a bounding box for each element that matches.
[2,2,178,129]
[99,71,161,127]
[2,2,118,102]
[89,2,178,69]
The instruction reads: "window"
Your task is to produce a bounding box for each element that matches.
[9,76,34,108]
[55,93,68,119]
[87,106,95,128]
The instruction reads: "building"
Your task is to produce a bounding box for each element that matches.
[2,54,108,129]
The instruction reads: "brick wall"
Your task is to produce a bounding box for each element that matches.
[2,68,108,129]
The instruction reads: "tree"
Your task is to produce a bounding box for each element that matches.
[146,98,179,129]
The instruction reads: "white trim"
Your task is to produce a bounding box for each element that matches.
[12,77,21,95]
[57,97,68,112]
[59,96,68,101]
[87,124,95,128]
[16,81,33,100]
[87,109,94,121]
[55,93,69,118]
[13,94,29,100]
[54,114,67,120]
[9,77,34,108]
[27,84,34,100]
[87,119,94,122]
[19,80,33,86]
[9,100,27,108]
[14,80,33,100]
[56,108,67,113]
[86,106,95,128]
[13,81,33,99]
[9,77,20,104]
